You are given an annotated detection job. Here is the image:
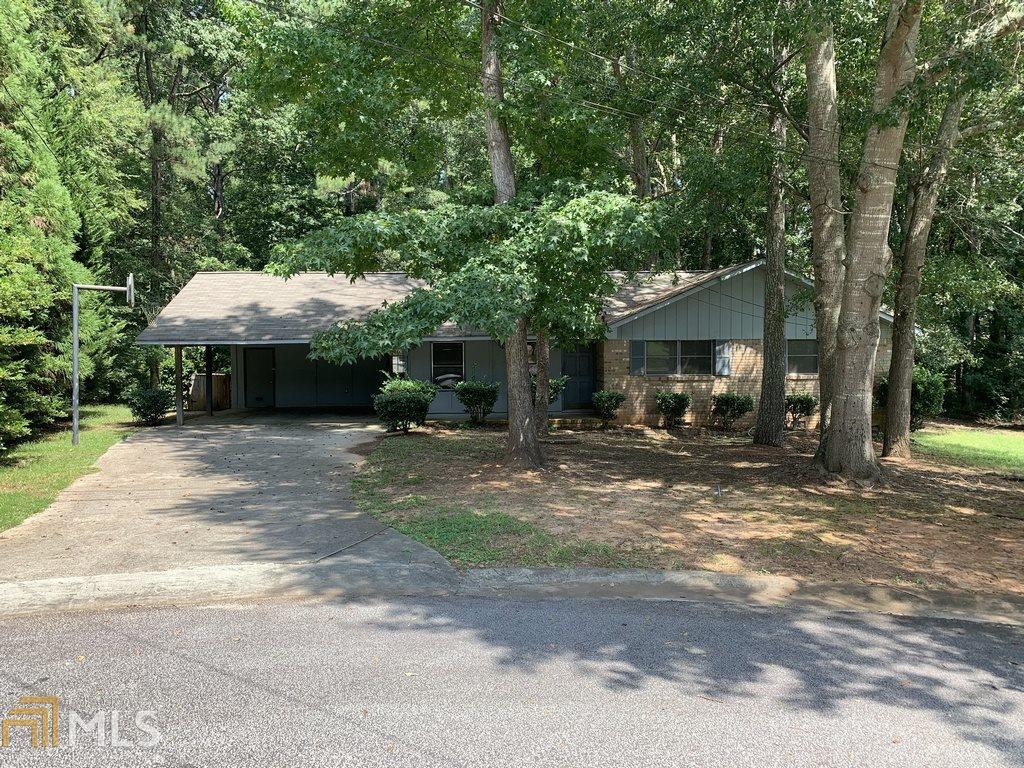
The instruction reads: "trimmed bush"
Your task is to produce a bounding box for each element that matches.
[454,379,501,425]
[785,394,819,431]
[878,365,946,431]
[373,377,438,433]
[654,391,692,429]
[711,392,754,430]
[592,390,627,428]
[127,387,172,426]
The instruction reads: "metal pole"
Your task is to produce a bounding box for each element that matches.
[175,346,184,426]
[70,274,133,446]
[72,285,80,445]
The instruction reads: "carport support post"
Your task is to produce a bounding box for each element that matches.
[174,346,183,427]
[204,345,214,416]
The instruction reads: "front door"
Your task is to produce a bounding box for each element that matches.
[244,347,275,408]
[561,345,596,410]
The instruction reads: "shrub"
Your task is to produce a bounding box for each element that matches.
[654,391,692,429]
[878,365,946,431]
[127,387,172,426]
[711,393,754,430]
[592,390,626,428]
[373,377,438,433]
[454,379,501,425]
[531,374,570,405]
[785,394,819,431]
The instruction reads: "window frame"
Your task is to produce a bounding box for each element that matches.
[431,341,465,388]
[629,340,721,377]
[786,338,819,375]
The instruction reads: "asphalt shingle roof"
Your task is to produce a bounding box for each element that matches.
[136,266,743,345]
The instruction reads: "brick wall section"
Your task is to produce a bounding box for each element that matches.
[598,337,894,429]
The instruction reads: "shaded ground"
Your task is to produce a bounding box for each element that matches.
[356,427,1024,599]
[0,414,448,582]
[1,597,1021,767]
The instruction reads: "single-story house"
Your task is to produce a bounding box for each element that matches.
[137,258,894,427]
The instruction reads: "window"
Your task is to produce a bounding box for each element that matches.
[680,340,714,375]
[787,339,819,374]
[431,342,464,388]
[629,340,645,375]
[645,341,678,374]
[628,340,720,376]
[391,352,408,376]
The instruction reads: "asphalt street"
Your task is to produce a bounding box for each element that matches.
[0,596,1021,768]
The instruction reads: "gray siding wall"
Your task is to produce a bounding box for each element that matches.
[614,268,817,341]
[408,339,564,415]
[230,340,566,415]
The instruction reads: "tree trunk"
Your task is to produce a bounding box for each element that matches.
[628,117,651,198]
[702,124,725,269]
[804,19,845,461]
[753,109,788,447]
[882,94,964,458]
[480,0,541,468]
[480,0,516,205]
[506,319,544,467]
[823,0,924,479]
[149,125,163,270]
[533,331,551,438]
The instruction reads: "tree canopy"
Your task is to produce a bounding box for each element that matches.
[0,0,1021,472]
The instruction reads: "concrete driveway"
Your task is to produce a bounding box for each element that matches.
[0,414,452,590]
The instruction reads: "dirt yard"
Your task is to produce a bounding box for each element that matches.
[357,426,1024,599]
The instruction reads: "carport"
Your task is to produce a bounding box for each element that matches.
[136,272,420,424]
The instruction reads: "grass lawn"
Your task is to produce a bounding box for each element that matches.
[0,405,135,533]
[353,426,1024,599]
[913,425,1024,474]
[353,434,655,570]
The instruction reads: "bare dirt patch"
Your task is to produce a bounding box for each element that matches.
[359,426,1024,599]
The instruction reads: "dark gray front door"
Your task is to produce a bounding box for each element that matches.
[561,345,596,410]
[244,348,275,408]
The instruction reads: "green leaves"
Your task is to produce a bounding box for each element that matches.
[274,189,671,364]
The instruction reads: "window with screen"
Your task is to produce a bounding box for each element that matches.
[431,342,464,388]
[787,339,819,374]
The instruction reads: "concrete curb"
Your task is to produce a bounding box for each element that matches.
[0,561,460,617]
[460,567,1024,626]
[3,562,1023,626]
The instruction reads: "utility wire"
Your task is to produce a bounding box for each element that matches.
[241,0,909,174]
[464,0,1020,168]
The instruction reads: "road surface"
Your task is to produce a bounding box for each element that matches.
[0,596,1021,767]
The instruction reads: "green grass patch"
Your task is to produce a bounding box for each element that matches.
[913,426,1024,474]
[353,432,654,569]
[0,405,135,532]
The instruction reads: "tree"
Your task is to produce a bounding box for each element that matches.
[801,0,1024,478]
[0,0,140,453]
[803,16,845,454]
[479,0,543,467]
[883,94,965,457]
[752,106,788,446]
